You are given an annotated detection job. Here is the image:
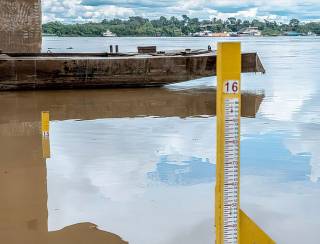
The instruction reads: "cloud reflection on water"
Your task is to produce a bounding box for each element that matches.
[42,36,320,244]
[47,114,320,244]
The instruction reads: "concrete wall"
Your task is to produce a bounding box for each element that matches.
[0,0,42,53]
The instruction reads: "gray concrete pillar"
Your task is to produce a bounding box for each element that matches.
[0,0,42,53]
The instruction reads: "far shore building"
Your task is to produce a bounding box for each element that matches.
[238,27,262,37]
[211,32,230,37]
[192,31,230,37]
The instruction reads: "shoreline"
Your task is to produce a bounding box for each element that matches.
[43,34,320,38]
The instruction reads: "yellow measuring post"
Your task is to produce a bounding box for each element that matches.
[215,42,275,244]
[41,111,51,158]
[41,111,50,136]
[216,42,241,244]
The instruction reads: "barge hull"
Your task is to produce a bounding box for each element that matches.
[0,53,264,90]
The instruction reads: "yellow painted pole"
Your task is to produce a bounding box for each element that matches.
[41,111,51,158]
[215,42,241,244]
[215,43,275,244]
[41,111,50,136]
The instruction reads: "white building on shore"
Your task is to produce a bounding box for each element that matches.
[239,27,262,37]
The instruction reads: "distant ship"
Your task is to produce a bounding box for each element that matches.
[102,30,117,37]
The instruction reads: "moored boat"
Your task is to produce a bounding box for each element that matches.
[102,30,117,37]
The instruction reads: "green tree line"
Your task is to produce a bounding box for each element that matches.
[42,16,320,37]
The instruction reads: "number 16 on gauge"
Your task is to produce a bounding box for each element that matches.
[224,80,239,94]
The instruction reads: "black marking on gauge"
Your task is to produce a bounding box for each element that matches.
[223,98,240,244]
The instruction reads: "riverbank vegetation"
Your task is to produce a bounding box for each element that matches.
[43,16,320,37]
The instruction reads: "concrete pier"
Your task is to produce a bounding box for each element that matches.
[0,0,42,53]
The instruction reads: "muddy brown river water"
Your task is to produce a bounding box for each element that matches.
[0,36,320,244]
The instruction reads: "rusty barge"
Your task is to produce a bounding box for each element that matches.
[0,51,265,90]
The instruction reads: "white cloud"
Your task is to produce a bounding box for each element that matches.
[41,0,320,23]
[214,7,258,20]
[43,0,135,23]
[47,117,215,243]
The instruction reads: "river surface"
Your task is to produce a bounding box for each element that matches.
[1,36,320,244]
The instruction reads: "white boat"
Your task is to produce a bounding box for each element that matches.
[102,30,117,37]
[307,32,317,37]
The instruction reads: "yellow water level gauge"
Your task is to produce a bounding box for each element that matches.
[215,42,275,244]
[41,111,50,136]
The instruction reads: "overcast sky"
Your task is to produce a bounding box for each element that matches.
[42,0,320,23]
